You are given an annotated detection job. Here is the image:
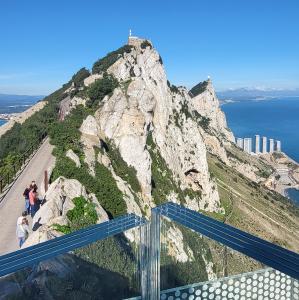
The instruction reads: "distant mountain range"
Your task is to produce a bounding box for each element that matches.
[0,94,44,114]
[216,88,299,101]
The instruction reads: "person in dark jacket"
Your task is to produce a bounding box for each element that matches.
[23,185,31,215]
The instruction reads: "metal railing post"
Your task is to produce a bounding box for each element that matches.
[140,222,150,300]
[149,208,161,300]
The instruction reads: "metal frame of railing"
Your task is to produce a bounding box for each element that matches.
[0,132,47,199]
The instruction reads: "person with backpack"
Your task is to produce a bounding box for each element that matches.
[16,214,29,248]
[23,185,31,215]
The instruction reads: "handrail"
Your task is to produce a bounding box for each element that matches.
[0,213,147,277]
[0,131,47,198]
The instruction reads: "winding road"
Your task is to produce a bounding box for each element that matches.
[0,138,55,255]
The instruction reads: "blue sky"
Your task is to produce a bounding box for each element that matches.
[0,0,298,95]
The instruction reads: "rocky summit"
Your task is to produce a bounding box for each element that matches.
[25,36,299,256]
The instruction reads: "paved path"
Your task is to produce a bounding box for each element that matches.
[0,138,55,255]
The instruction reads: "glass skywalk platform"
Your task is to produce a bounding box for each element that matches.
[0,202,298,299]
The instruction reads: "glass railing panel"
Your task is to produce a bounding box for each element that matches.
[160,217,263,290]
[0,226,142,300]
[158,212,299,300]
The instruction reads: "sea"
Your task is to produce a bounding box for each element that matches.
[221,96,299,205]
[0,96,39,127]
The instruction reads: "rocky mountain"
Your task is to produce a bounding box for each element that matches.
[1,37,298,299]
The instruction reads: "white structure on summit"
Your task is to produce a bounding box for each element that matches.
[255,135,260,154]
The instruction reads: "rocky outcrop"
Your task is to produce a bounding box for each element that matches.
[84,73,102,86]
[23,177,108,248]
[59,95,87,121]
[190,79,235,143]
[66,149,81,167]
[92,39,220,212]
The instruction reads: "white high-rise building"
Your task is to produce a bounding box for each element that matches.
[262,137,267,153]
[255,135,260,154]
[244,138,252,154]
[237,138,244,149]
[248,138,252,153]
[276,140,281,152]
[269,139,274,153]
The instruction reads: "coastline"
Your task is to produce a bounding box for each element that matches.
[0,101,47,138]
[285,187,299,203]
[261,152,299,205]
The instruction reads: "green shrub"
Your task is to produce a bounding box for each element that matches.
[189,80,209,97]
[86,73,119,107]
[92,45,133,74]
[71,68,90,87]
[140,40,152,49]
[52,156,126,217]
[48,105,91,154]
[0,86,69,182]
[105,143,141,193]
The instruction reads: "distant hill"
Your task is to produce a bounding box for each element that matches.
[217,88,299,101]
[0,94,44,114]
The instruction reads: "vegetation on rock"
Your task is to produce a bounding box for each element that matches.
[92,45,133,74]
[86,73,119,107]
[147,132,200,205]
[140,40,152,49]
[189,80,209,97]
[53,196,98,234]
[71,67,90,87]
[104,142,141,194]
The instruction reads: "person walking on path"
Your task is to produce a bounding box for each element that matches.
[23,185,31,215]
[29,186,39,218]
[16,213,29,248]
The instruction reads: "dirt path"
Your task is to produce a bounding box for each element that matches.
[0,138,55,255]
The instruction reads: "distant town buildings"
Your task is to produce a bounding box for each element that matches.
[237,138,244,149]
[262,137,267,153]
[255,135,260,154]
[269,139,274,153]
[276,140,281,152]
[243,138,252,154]
[236,135,281,155]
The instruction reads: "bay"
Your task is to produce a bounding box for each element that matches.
[286,188,299,206]
[221,97,299,163]
[0,119,7,126]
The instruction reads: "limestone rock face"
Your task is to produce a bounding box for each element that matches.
[84,73,102,86]
[70,96,86,107]
[92,39,220,212]
[190,80,235,143]
[23,177,108,248]
[80,115,100,137]
[66,149,81,167]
